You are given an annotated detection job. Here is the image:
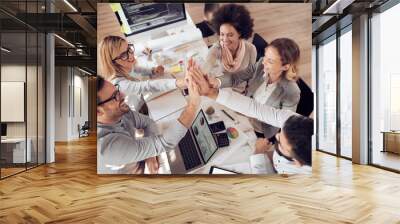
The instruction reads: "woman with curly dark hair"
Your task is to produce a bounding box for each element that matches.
[205,4,257,77]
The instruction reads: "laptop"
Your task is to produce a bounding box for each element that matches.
[167,109,218,174]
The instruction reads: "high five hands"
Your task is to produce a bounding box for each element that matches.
[186,58,220,99]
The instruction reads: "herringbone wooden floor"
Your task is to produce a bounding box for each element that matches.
[0,135,399,223]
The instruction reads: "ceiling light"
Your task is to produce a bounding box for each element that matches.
[78,67,92,76]
[54,34,75,48]
[323,0,355,15]
[63,0,78,12]
[1,47,11,53]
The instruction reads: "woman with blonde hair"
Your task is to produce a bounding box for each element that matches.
[99,35,189,174]
[98,35,187,113]
[206,38,302,140]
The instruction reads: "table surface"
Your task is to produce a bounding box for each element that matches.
[381,131,400,134]
[148,89,259,174]
[136,39,209,74]
[1,138,28,143]
[134,28,267,174]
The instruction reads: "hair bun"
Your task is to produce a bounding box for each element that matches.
[286,64,298,81]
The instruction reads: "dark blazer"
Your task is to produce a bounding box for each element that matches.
[219,58,300,138]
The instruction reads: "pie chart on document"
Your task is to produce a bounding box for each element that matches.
[227,127,239,139]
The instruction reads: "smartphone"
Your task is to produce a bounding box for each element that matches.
[209,121,226,133]
[214,132,230,147]
[182,88,189,96]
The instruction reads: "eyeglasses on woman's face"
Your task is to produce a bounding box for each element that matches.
[113,44,135,62]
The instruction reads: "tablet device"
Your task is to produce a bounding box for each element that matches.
[209,166,240,174]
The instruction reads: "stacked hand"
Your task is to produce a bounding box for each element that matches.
[177,57,220,129]
[254,138,273,154]
[173,57,198,90]
[186,74,201,108]
[143,47,153,56]
[185,57,195,84]
[177,60,201,129]
[186,60,219,99]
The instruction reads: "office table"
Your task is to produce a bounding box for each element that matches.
[147,89,262,174]
[136,38,209,75]
[133,32,271,174]
[1,138,32,166]
[381,131,400,154]
[131,38,210,104]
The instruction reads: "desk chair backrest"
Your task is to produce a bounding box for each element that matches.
[82,121,90,130]
[252,33,268,62]
[195,21,215,38]
[296,78,314,117]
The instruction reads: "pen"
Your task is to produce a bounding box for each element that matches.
[221,109,235,121]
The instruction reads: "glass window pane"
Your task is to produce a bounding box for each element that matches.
[317,37,337,154]
[27,31,38,169]
[0,0,46,179]
[340,28,352,158]
[371,3,400,171]
[1,31,27,177]
[38,32,45,165]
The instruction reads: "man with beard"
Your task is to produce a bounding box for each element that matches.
[189,65,313,174]
[97,76,200,174]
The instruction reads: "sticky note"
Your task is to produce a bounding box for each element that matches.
[110,3,122,12]
[121,23,131,35]
[170,65,183,74]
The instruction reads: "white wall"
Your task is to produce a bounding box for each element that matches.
[1,65,26,142]
[1,63,46,164]
[1,82,25,122]
[70,73,89,139]
[55,66,69,141]
[1,65,32,138]
[1,65,26,81]
[54,67,89,141]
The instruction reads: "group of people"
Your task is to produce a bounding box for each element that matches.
[97,3,313,174]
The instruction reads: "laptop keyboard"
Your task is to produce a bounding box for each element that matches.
[178,131,202,170]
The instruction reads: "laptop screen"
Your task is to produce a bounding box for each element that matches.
[191,110,218,162]
[120,3,186,36]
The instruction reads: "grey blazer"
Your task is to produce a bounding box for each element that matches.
[219,58,300,138]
